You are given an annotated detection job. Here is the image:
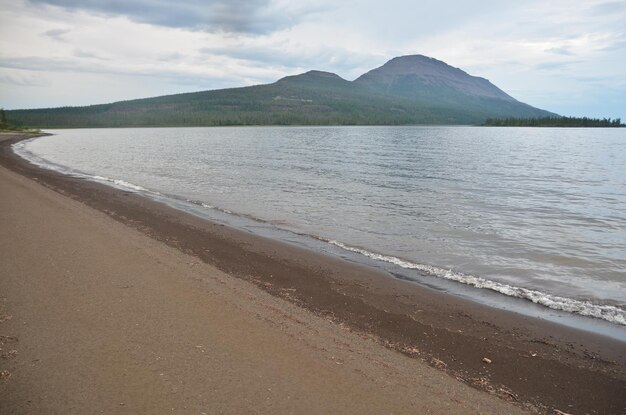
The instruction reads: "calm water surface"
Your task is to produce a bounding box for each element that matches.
[16,126,626,326]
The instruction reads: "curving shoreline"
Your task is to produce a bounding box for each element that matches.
[1,132,625,413]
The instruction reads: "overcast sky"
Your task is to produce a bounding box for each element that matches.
[1,0,625,119]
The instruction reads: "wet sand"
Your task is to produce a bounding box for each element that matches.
[1,132,624,414]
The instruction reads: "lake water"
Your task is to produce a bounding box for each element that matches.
[14,126,626,329]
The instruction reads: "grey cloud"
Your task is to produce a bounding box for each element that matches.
[41,28,71,40]
[28,0,305,34]
[0,73,50,87]
[73,49,108,60]
[157,52,184,62]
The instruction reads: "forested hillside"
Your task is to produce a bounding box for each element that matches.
[7,55,555,128]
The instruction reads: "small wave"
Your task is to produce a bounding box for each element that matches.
[12,140,66,173]
[186,199,216,209]
[13,141,156,195]
[114,179,147,192]
[192,200,230,213]
[327,240,626,326]
[92,175,150,192]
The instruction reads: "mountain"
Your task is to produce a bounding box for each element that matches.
[356,55,514,100]
[354,55,550,119]
[6,55,554,128]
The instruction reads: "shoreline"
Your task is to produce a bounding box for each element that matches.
[2,132,625,413]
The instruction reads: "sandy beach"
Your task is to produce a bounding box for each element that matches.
[1,132,624,414]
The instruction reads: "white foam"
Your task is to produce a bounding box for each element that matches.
[93,176,149,192]
[12,141,157,195]
[327,240,626,326]
[12,140,62,172]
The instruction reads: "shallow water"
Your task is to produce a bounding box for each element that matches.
[15,126,626,326]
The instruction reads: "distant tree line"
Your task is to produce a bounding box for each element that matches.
[1,107,41,132]
[483,116,624,127]
[0,108,8,129]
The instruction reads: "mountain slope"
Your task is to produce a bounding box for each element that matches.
[354,55,553,119]
[7,55,554,128]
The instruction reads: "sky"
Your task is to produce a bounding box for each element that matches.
[1,0,625,119]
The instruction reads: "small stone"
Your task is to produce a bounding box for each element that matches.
[482,357,492,364]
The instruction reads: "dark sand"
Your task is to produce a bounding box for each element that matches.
[1,132,624,414]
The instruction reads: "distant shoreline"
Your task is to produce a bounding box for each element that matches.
[484,116,624,128]
[2,132,625,413]
[4,122,624,130]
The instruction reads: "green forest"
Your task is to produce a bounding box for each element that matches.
[484,116,624,127]
[0,108,10,129]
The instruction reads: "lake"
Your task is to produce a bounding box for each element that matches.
[14,126,626,327]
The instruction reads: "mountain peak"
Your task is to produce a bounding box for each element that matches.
[379,54,472,78]
[276,70,346,85]
[304,70,344,78]
[388,54,442,63]
[355,54,515,101]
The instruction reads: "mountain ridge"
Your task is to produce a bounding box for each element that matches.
[7,54,555,128]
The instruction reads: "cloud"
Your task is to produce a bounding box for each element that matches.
[545,46,575,56]
[600,39,626,51]
[0,56,96,73]
[575,75,613,83]
[156,52,184,62]
[0,55,243,86]
[41,28,71,40]
[535,60,583,71]
[27,0,316,34]
[590,1,626,15]
[198,44,383,78]
[0,71,50,87]
[73,49,108,60]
